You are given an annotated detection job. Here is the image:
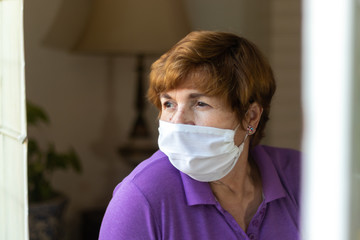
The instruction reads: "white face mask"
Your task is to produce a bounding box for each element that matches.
[158,120,247,182]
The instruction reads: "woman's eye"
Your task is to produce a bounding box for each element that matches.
[163,101,174,109]
[196,101,209,107]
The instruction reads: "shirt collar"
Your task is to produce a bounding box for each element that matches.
[180,172,216,206]
[251,145,286,203]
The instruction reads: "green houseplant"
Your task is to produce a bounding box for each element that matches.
[27,101,82,239]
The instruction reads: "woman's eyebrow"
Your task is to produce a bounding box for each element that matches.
[160,92,207,99]
[160,93,172,99]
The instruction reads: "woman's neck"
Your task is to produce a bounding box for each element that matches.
[209,148,263,231]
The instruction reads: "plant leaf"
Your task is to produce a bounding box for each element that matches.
[26,100,50,126]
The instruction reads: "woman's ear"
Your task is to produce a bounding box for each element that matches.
[245,102,263,130]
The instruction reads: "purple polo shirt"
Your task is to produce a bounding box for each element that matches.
[99,145,301,240]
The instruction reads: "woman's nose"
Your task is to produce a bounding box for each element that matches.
[170,108,194,125]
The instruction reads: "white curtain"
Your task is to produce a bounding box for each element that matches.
[301,0,356,239]
[0,0,28,239]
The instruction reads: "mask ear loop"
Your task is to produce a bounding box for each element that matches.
[233,123,248,148]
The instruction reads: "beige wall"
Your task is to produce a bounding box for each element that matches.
[25,0,301,239]
[267,0,302,150]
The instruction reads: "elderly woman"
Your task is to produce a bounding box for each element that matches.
[99,31,300,240]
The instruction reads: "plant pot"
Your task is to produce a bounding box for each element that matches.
[29,196,68,240]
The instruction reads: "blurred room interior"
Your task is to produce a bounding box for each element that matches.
[24,0,302,239]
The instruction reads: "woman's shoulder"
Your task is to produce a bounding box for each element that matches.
[252,145,301,203]
[113,150,182,200]
[253,145,301,169]
[100,151,176,239]
[253,145,301,179]
[256,144,301,156]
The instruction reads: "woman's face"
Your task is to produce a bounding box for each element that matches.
[159,88,237,128]
[159,78,247,145]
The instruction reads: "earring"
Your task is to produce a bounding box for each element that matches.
[247,126,255,135]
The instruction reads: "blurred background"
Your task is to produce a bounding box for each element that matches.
[24,0,302,239]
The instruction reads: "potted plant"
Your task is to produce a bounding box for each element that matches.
[27,101,82,240]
